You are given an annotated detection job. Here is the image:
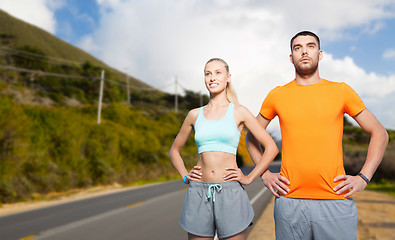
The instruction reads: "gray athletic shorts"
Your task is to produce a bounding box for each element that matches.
[274,196,357,240]
[180,181,254,238]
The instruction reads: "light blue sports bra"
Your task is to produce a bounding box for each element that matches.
[194,103,241,155]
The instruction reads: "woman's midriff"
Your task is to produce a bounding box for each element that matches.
[197,152,238,182]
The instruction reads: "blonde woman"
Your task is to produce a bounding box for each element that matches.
[170,58,278,240]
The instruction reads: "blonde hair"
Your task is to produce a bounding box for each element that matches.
[205,58,239,105]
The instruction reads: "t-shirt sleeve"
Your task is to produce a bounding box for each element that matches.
[342,82,366,116]
[259,87,279,119]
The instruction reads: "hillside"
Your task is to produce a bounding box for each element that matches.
[0,9,148,90]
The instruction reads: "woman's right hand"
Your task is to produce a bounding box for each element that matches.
[187,165,202,182]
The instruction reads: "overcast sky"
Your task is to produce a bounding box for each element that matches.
[1,0,395,136]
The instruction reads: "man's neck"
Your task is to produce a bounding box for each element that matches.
[294,72,321,85]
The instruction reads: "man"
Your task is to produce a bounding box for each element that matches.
[246,31,388,239]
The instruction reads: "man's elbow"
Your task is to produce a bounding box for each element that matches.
[383,128,389,145]
[374,125,389,146]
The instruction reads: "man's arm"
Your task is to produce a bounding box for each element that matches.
[246,114,290,197]
[334,109,389,198]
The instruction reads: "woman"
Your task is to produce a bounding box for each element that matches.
[170,58,278,240]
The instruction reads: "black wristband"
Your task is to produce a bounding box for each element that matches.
[357,173,370,185]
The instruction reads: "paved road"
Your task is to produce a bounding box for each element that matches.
[0,162,280,240]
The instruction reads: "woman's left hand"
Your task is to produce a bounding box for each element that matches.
[223,167,251,185]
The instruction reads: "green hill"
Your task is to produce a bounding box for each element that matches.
[0,9,148,89]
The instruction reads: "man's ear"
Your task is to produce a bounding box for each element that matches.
[319,50,323,61]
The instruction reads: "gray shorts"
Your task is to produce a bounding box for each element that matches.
[274,196,357,240]
[180,181,254,238]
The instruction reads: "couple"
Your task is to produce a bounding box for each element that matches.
[170,31,389,240]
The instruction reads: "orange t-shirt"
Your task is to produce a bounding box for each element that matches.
[260,79,366,199]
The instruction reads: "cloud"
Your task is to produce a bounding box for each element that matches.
[1,0,395,131]
[383,48,395,59]
[320,53,395,129]
[74,0,395,133]
[0,0,63,34]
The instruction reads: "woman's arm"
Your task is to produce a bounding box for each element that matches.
[246,114,290,196]
[224,105,279,185]
[169,109,201,183]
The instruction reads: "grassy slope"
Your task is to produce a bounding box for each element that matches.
[0,9,148,89]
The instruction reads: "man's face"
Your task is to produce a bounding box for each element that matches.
[290,35,322,76]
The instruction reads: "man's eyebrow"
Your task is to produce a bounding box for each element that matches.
[293,42,317,48]
[292,43,302,48]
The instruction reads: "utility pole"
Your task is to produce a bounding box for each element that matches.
[97,70,105,124]
[175,76,178,112]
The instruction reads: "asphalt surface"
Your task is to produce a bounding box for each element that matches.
[0,162,280,240]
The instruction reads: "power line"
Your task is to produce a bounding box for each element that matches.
[0,64,97,80]
[105,78,158,91]
[0,47,196,94]
[105,78,126,87]
[0,46,200,94]
[0,46,84,65]
[0,64,164,94]
[0,63,198,96]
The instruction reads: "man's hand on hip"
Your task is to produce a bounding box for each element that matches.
[261,170,290,197]
[333,174,368,198]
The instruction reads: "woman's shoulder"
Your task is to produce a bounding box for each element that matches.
[189,107,201,115]
[233,104,250,113]
[233,104,253,118]
[185,107,201,122]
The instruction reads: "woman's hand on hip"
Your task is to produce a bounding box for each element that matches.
[187,165,202,182]
[224,167,251,185]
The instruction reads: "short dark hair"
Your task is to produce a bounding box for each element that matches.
[290,31,320,51]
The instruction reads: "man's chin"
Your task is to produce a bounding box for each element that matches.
[296,65,318,76]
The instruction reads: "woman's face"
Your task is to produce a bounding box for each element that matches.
[204,61,230,94]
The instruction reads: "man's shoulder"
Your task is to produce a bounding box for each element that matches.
[267,81,294,95]
[269,81,293,91]
[321,79,346,87]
